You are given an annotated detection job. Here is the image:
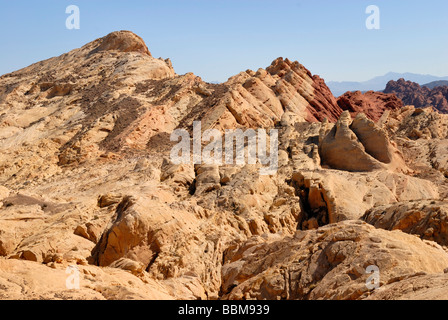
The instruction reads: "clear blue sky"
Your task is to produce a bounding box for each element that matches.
[0,0,447,82]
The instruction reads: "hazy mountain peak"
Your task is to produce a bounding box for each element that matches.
[328,72,448,97]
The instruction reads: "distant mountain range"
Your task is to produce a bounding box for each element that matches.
[327,72,448,97]
[423,80,448,90]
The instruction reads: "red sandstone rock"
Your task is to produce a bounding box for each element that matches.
[337,90,403,122]
[384,78,448,114]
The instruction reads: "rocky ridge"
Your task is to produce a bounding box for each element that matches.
[336,90,404,121]
[0,31,448,300]
[384,78,448,114]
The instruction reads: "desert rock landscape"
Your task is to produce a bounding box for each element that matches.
[1,31,448,300]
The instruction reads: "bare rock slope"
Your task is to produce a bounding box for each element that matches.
[1,31,448,300]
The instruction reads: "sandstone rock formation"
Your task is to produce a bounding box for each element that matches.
[383,106,448,198]
[384,78,448,114]
[1,31,448,300]
[318,111,409,173]
[0,258,174,300]
[221,220,448,300]
[366,272,448,300]
[337,90,403,121]
[362,200,448,247]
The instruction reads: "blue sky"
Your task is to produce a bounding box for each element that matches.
[0,0,447,82]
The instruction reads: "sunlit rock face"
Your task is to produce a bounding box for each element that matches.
[1,31,448,300]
